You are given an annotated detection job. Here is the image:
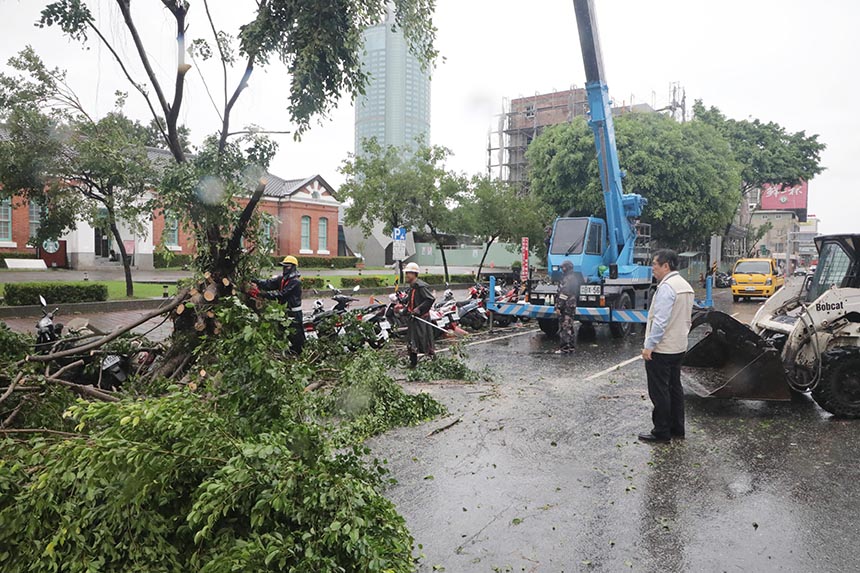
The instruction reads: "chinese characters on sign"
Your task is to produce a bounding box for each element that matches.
[761,181,808,211]
[521,237,529,281]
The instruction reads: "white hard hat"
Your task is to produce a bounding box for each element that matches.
[404,262,421,274]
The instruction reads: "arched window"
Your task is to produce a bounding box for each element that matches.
[0,198,12,241]
[318,217,328,252]
[164,212,179,246]
[300,216,311,251]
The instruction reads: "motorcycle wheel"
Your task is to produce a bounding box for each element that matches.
[368,324,387,349]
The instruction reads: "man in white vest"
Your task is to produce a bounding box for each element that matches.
[639,249,694,443]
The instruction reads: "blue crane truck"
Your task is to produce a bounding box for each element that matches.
[488,0,654,338]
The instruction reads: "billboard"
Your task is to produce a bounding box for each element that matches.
[761,181,808,211]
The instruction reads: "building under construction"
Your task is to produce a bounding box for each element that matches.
[488,86,673,194]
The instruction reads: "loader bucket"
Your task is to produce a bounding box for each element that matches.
[683,311,792,401]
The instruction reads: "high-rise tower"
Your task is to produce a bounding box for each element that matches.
[355,5,431,154]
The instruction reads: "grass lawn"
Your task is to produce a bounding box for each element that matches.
[104,282,177,300]
[0,281,177,302]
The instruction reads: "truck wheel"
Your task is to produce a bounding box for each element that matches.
[492,312,512,327]
[538,317,559,338]
[609,293,633,339]
[577,322,596,341]
[811,348,860,418]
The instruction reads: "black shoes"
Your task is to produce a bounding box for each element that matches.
[638,432,671,443]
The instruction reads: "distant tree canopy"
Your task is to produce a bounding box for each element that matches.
[527,112,743,249]
[692,100,826,193]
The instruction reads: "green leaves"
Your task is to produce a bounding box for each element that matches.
[528,113,744,249]
[692,100,826,192]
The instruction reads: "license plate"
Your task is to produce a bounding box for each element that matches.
[102,354,120,369]
[580,285,601,295]
[306,330,319,340]
[477,308,487,315]
[438,315,449,326]
[745,286,757,292]
[379,320,391,329]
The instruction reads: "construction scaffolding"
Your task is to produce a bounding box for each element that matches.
[487,87,589,194]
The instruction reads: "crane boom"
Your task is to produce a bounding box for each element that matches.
[572,0,645,266]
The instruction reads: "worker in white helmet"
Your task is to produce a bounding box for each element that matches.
[403,262,435,367]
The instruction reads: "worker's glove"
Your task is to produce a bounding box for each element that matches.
[248,284,261,298]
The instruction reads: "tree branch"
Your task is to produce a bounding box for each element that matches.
[203,0,229,109]
[225,130,291,138]
[219,54,255,153]
[0,373,24,405]
[0,428,84,438]
[224,180,267,268]
[114,0,185,161]
[21,288,189,365]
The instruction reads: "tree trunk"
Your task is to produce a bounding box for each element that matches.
[436,239,450,283]
[108,216,134,298]
[476,235,497,282]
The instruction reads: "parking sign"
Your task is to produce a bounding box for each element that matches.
[392,227,407,261]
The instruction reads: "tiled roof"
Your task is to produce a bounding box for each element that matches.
[261,174,311,198]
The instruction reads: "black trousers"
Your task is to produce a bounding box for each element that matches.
[645,352,685,439]
[287,310,306,355]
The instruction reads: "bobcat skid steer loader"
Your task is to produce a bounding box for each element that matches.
[684,234,860,417]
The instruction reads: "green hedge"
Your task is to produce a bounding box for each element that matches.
[422,273,478,285]
[272,256,360,269]
[340,276,385,288]
[0,252,40,268]
[3,281,108,306]
[300,277,326,289]
[153,252,193,269]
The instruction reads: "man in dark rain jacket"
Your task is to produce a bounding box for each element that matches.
[253,255,305,354]
[555,260,581,354]
[403,262,435,367]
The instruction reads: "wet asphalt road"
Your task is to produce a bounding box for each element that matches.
[370,289,860,572]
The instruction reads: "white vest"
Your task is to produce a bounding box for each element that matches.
[645,272,694,354]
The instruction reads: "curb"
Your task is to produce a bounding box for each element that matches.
[0,298,173,319]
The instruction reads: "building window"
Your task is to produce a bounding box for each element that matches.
[0,199,11,241]
[29,202,42,239]
[318,217,328,252]
[301,215,311,251]
[164,212,179,246]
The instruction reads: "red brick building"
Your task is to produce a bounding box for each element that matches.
[0,195,39,255]
[151,174,341,259]
[2,174,340,268]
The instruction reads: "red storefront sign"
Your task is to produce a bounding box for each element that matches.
[761,181,808,211]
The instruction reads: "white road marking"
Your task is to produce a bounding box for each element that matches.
[585,355,642,381]
[436,328,538,353]
[731,312,739,318]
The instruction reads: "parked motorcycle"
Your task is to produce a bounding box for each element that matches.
[34,295,129,389]
[303,284,362,341]
[714,272,732,289]
[356,298,394,348]
[431,292,468,338]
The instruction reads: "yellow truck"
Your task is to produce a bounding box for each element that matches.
[731,258,785,302]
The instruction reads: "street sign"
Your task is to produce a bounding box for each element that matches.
[520,237,529,281]
[392,227,407,261]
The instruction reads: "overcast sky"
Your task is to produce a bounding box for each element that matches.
[2,0,858,235]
